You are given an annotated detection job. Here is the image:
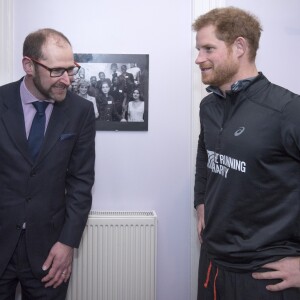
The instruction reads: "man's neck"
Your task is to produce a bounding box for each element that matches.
[219,64,258,94]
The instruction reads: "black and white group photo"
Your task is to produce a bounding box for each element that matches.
[71,53,149,131]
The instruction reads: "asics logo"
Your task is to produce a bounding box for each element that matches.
[234,127,245,136]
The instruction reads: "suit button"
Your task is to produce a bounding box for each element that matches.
[26,197,31,202]
[30,171,36,177]
[16,225,22,230]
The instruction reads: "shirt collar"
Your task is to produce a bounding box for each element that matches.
[206,76,258,98]
[20,77,54,105]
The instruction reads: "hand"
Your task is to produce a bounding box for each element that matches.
[196,204,205,243]
[41,242,74,288]
[252,257,300,291]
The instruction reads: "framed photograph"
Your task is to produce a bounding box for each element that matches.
[73,53,149,131]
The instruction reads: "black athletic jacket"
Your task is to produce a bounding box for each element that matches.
[194,73,300,271]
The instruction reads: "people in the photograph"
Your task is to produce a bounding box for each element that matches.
[87,75,99,98]
[127,63,140,85]
[77,79,99,119]
[68,78,80,94]
[136,62,148,101]
[109,76,127,121]
[110,63,121,82]
[0,28,95,300]
[74,66,85,80]
[118,64,135,95]
[127,88,144,122]
[193,7,300,300]
[96,79,115,121]
[96,71,111,90]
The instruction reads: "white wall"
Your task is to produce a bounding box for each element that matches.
[0,0,13,85]
[12,0,192,299]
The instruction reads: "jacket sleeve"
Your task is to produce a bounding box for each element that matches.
[59,102,96,248]
[281,96,300,160]
[194,115,208,209]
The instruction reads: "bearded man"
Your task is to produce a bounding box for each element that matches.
[193,7,300,300]
[0,28,95,299]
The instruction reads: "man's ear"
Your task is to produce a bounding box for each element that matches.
[233,37,247,58]
[22,56,35,76]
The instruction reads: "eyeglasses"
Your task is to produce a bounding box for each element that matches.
[30,57,81,78]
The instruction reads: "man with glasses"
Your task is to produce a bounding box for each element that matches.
[0,28,95,299]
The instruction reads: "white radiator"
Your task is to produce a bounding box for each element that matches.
[66,211,157,300]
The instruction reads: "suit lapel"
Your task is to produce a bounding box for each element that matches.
[1,80,32,163]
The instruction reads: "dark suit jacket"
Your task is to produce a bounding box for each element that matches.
[0,79,95,279]
[118,72,135,94]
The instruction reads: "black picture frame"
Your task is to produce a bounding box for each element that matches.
[73,53,149,131]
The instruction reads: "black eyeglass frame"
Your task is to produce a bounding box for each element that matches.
[29,57,81,78]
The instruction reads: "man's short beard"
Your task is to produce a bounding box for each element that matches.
[204,61,239,88]
[202,48,239,88]
[33,74,51,100]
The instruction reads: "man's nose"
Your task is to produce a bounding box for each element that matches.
[195,51,206,64]
[61,71,72,85]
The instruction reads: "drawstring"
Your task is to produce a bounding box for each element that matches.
[203,260,219,300]
[213,267,219,300]
[204,261,212,288]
